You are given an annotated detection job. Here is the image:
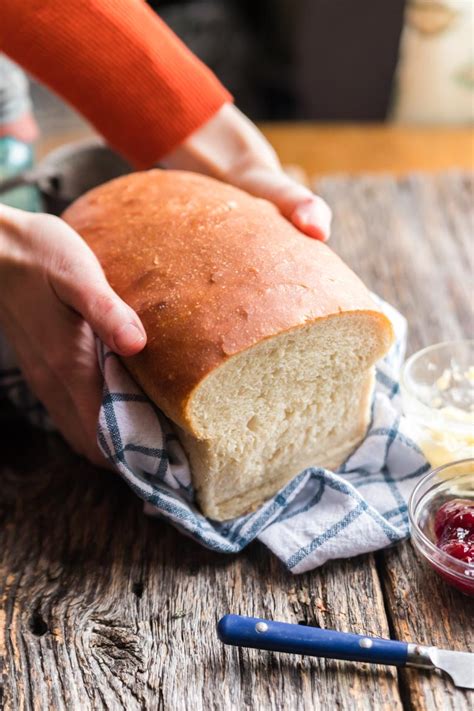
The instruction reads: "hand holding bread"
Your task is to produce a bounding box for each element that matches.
[0,102,333,483]
[64,170,393,519]
[162,104,332,242]
[0,205,146,465]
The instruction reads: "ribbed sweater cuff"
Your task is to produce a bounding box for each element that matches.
[1,0,232,168]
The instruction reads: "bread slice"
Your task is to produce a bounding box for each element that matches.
[63,169,394,521]
[179,314,383,519]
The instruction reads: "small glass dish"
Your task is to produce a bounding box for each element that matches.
[409,460,474,595]
[400,339,474,467]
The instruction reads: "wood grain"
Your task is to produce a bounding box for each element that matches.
[1,167,473,709]
[1,419,399,710]
[380,544,474,711]
[314,171,474,352]
[315,170,474,711]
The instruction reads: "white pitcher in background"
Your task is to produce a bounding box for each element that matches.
[392,0,473,124]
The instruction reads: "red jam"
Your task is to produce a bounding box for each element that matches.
[434,499,474,562]
[431,499,474,595]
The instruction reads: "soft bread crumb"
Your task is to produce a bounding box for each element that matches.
[179,312,388,520]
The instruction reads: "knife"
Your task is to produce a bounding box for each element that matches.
[217,615,474,690]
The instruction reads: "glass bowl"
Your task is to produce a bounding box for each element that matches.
[400,339,474,467]
[409,459,474,595]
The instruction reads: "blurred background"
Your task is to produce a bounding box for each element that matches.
[0,0,472,208]
[20,0,474,135]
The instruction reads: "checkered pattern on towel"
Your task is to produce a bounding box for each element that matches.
[0,297,429,573]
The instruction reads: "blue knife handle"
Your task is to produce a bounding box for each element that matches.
[218,615,408,667]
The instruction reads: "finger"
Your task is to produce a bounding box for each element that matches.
[231,166,332,241]
[12,312,110,469]
[49,229,147,356]
[16,337,94,462]
[290,197,332,242]
[64,323,113,469]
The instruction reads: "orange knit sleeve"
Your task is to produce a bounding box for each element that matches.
[0,0,232,168]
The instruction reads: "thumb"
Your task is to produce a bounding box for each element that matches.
[231,165,332,241]
[51,245,146,357]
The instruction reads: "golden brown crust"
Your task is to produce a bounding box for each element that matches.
[63,170,393,430]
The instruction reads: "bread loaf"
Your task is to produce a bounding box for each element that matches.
[63,170,394,520]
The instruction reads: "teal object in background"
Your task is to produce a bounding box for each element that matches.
[0,136,42,211]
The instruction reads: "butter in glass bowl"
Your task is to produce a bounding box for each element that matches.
[401,340,474,468]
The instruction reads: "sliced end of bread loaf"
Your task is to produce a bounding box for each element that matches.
[180,310,392,520]
[61,170,394,521]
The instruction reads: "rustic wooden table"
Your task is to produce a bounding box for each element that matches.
[1,124,473,710]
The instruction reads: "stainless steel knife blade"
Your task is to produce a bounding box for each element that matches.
[430,648,474,690]
[407,644,474,689]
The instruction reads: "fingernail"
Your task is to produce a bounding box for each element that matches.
[113,322,146,353]
[292,201,314,224]
[292,200,331,241]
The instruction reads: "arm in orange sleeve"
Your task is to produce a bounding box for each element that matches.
[0,0,232,168]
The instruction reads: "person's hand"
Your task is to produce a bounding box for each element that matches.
[0,205,146,466]
[162,103,332,242]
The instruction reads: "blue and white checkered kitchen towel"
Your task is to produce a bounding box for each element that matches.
[0,296,430,573]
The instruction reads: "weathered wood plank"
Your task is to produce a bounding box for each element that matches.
[1,169,472,711]
[0,414,400,710]
[380,544,474,711]
[316,171,474,711]
[316,171,473,352]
